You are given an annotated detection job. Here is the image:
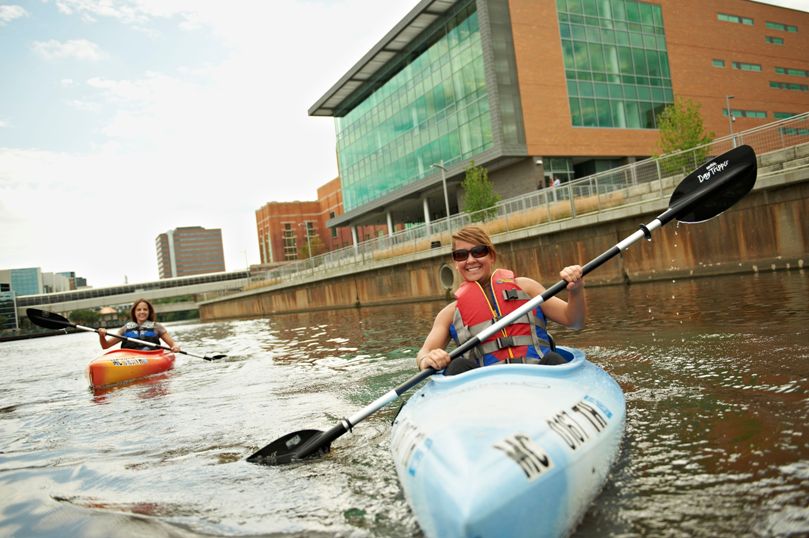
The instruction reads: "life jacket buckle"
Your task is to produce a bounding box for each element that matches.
[496,336,515,348]
[503,289,520,300]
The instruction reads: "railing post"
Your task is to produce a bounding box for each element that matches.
[595,177,601,212]
[569,184,576,218]
[656,159,663,198]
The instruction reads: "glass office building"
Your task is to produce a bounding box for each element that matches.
[336,2,493,212]
[0,290,17,330]
[10,267,42,296]
[311,0,809,234]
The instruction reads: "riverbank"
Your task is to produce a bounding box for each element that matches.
[199,170,808,321]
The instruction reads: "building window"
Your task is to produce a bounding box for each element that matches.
[558,0,674,129]
[775,66,809,77]
[774,112,798,119]
[732,61,762,72]
[723,109,767,119]
[766,21,798,32]
[542,157,574,185]
[769,81,809,91]
[329,212,337,238]
[282,223,297,261]
[712,59,725,68]
[765,35,784,44]
[717,13,754,25]
[781,127,809,135]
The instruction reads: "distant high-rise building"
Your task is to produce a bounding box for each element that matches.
[2,267,43,296]
[155,226,226,279]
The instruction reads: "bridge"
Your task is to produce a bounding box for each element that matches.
[16,270,250,318]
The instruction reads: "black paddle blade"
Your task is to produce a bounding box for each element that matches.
[246,429,327,465]
[26,308,72,330]
[669,144,757,223]
[204,354,227,361]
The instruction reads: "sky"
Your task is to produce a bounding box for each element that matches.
[1,0,807,289]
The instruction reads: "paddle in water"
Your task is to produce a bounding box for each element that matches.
[26,308,226,361]
[247,144,758,465]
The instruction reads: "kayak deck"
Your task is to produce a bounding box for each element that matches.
[87,348,176,388]
[390,347,625,538]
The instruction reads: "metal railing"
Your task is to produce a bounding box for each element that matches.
[249,112,809,289]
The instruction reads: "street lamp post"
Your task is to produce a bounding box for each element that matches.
[299,222,314,275]
[725,95,735,147]
[431,160,450,220]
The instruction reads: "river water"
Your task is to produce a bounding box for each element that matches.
[1,271,807,537]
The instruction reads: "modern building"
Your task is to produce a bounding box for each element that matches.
[155,226,226,279]
[310,0,809,237]
[0,283,16,331]
[41,272,71,294]
[0,267,43,296]
[255,177,390,265]
[57,271,87,290]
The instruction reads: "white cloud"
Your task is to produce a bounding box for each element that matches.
[32,39,108,61]
[0,4,28,25]
[66,99,101,112]
[0,119,7,128]
[54,0,149,24]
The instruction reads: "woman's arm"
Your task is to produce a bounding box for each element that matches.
[517,265,586,329]
[157,324,181,352]
[415,303,455,371]
[98,327,122,349]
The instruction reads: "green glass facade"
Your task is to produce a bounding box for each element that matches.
[0,290,17,330]
[335,2,493,212]
[557,0,674,129]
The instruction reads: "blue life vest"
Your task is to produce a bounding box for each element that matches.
[121,321,160,350]
[449,268,553,367]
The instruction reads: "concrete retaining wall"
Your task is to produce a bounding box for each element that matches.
[200,171,807,321]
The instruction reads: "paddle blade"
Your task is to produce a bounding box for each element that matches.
[246,429,327,465]
[27,308,72,330]
[668,144,757,224]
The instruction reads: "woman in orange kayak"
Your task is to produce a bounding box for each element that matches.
[98,298,181,353]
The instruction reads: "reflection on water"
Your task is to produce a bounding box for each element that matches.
[0,272,807,537]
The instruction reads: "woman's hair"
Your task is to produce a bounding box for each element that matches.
[130,299,156,322]
[451,226,497,259]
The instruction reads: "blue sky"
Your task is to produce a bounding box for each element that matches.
[0,0,807,288]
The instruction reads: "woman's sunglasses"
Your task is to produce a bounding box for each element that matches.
[451,244,491,262]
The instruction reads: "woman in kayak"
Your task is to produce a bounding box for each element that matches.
[417,225,585,375]
[98,298,181,353]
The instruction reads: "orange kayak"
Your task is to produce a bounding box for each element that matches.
[87,348,176,388]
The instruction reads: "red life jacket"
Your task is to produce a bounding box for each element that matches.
[449,268,551,366]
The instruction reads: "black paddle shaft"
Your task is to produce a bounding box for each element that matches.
[249,145,758,465]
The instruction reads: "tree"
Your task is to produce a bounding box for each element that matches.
[461,161,500,222]
[299,232,325,259]
[70,309,99,325]
[656,97,715,174]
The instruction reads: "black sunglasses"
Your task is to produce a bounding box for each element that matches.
[451,244,491,262]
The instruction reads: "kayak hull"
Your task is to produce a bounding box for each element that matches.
[390,347,625,538]
[87,348,176,388]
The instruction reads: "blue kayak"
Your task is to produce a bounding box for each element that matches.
[390,347,625,538]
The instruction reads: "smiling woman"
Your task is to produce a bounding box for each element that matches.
[417,225,586,375]
[98,298,181,353]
